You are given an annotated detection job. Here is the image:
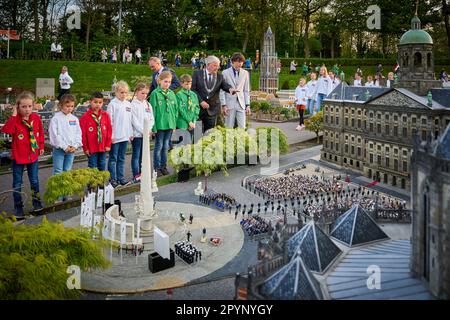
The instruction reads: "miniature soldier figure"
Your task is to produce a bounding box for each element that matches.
[189,213,194,224]
[187,230,192,242]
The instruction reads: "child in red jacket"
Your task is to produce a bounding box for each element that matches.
[80,92,112,171]
[1,91,45,220]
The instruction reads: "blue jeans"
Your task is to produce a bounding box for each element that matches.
[52,148,75,175]
[108,141,128,182]
[316,93,326,113]
[153,130,172,169]
[307,99,315,115]
[12,160,42,214]
[88,152,107,171]
[131,137,143,177]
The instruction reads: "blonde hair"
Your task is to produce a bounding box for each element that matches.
[180,74,192,83]
[16,91,35,106]
[134,82,149,93]
[320,66,328,76]
[158,71,172,83]
[115,80,129,92]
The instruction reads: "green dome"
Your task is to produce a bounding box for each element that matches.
[400,29,433,45]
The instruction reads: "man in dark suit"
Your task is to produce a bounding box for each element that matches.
[191,55,237,133]
[148,56,181,94]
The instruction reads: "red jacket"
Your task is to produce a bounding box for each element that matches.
[80,109,112,154]
[1,113,45,164]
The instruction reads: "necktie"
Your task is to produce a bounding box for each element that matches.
[91,113,103,143]
[208,74,212,88]
[22,119,38,154]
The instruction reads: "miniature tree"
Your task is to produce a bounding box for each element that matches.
[305,111,323,143]
[0,213,110,299]
[44,168,110,204]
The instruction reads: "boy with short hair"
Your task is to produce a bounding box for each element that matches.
[176,74,200,145]
[80,92,112,171]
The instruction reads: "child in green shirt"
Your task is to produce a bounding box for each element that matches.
[176,74,200,145]
[149,71,179,177]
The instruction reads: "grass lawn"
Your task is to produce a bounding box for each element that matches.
[1,60,448,100]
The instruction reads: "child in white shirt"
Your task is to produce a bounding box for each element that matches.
[49,94,82,175]
[295,78,307,131]
[107,80,134,187]
[314,66,333,113]
[131,83,155,182]
[306,73,317,116]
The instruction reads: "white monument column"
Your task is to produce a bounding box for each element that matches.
[139,118,157,237]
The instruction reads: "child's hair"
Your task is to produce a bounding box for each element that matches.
[59,93,76,107]
[16,91,35,106]
[180,74,192,83]
[158,71,173,82]
[90,92,103,100]
[115,80,129,92]
[134,82,149,93]
[367,75,373,81]
[298,78,306,84]
[61,66,68,72]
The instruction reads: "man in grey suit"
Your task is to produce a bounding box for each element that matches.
[191,56,237,133]
[220,52,251,128]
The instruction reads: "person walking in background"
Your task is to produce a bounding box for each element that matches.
[49,94,82,176]
[175,53,182,67]
[0,92,45,219]
[101,48,107,63]
[290,60,298,74]
[107,81,134,187]
[135,48,142,65]
[80,92,112,171]
[58,66,74,101]
[131,83,154,183]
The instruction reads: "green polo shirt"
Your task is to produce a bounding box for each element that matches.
[176,89,200,130]
[149,87,179,132]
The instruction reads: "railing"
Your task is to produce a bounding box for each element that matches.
[371,209,412,223]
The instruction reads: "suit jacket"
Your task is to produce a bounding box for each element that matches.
[191,69,232,116]
[220,67,250,110]
[150,67,181,93]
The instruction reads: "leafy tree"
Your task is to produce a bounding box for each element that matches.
[0,214,110,299]
[44,168,110,204]
[305,110,323,143]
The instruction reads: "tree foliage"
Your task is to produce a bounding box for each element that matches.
[44,168,110,204]
[0,214,110,299]
[305,111,323,143]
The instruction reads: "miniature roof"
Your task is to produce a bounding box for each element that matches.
[325,83,391,102]
[259,253,324,300]
[287,221,342,273]
[430,88,450,109]
[434,122,450,160]
[330,204,389,247]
